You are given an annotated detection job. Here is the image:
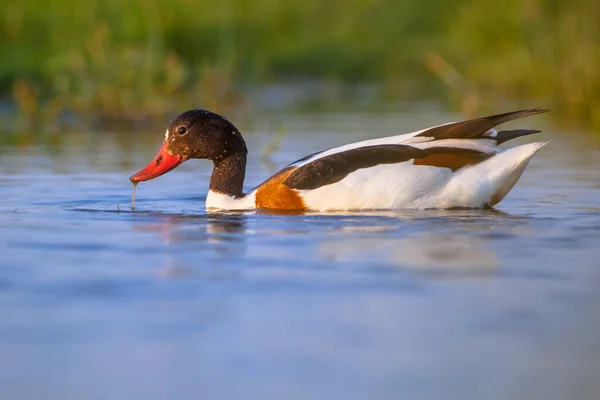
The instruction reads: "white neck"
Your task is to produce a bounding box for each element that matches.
[205,190,256,210]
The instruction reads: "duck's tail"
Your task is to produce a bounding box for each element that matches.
[483,142,548,207]
[442,142,548,208]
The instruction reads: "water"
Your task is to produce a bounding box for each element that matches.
[1,111,600,399]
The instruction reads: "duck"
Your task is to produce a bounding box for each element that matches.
[130,108,549,211]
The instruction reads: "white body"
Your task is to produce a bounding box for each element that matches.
[299,142,545,210]
[205,126,546,211]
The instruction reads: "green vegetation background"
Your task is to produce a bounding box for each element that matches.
[1,0,599,130]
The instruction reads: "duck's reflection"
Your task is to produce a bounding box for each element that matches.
[394,233,500,274]
[132,211,251,280]
[317,208,518,278]
[205,211,250,235]
[320,231,500,277]
[131,206,522,279]
[133,211,249,242]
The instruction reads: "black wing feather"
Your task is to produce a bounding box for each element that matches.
[494,129,541,144]
[417,108,548,140]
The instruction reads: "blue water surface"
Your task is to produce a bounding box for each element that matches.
[1,111,600,399]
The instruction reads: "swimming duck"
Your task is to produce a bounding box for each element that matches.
[130,108,548,211]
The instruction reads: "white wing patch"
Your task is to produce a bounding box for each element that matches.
[411,138,498,154]
[485,128,498,138]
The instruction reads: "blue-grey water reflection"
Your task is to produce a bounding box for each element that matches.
[1,111,600,399]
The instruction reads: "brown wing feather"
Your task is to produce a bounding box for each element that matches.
[413,148,493,171]
[417,108,549,141]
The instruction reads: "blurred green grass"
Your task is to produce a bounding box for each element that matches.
[1,0,599,131]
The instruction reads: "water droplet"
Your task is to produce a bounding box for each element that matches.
[131,181,139,210]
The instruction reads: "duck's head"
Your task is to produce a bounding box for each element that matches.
[130,109,247,182]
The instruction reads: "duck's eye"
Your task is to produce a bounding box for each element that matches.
[177,126,187,135]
